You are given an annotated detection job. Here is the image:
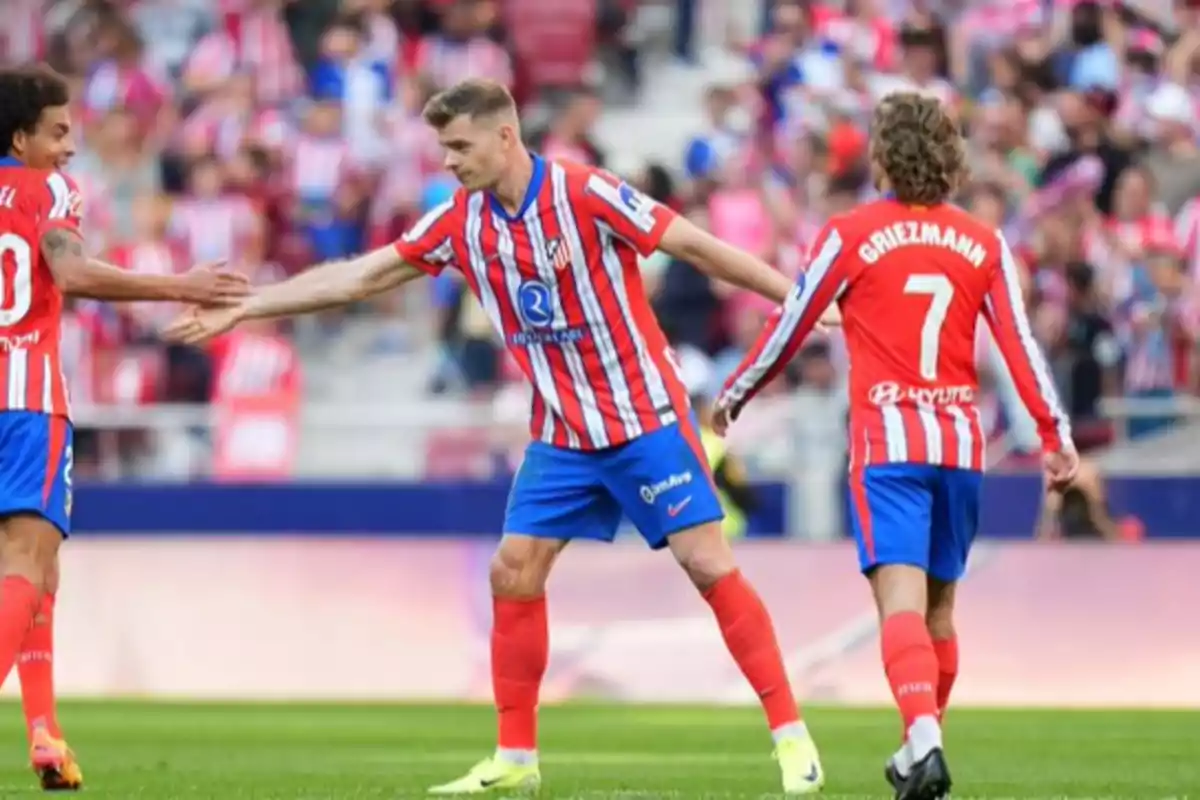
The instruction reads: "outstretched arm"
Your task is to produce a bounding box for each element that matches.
[238,245,424,320]
[657,216,796,304]
[714,225,849,427]
[42,229,244,303]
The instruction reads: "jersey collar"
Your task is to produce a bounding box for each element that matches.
[0,156,22,167]
[489,153,545,222]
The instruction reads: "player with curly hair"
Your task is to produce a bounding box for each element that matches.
[0,64,246,791]
[714,92,1078,800]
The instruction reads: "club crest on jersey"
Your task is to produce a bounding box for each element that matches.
[67,189,84,219]
[546,238,572,271]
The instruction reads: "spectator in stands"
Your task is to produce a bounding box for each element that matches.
[415,0,512,91]
[1140,80,1200,216]
[539,88,605,167]
[1057,262,1121,450]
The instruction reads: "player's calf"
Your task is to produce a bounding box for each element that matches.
[871,565,945,796]
[925,577,958,721]
[486,535,563,766]
[670,522,823,792]
[0,517,60,690]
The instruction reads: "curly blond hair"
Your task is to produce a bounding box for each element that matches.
[870,93,968,206]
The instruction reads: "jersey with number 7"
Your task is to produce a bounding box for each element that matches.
[719,198,1073,471]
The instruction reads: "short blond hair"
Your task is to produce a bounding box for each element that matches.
[422,79,516,129]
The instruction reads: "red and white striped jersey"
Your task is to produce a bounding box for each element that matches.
[0,161,82,417]
[184,9,303,106]
[210,330,299,400]
[1176,195,1200,279]
[169,194,259,265]
[0,0,45,65]
[394,157,690,450]
[719,199,1073,472]
[415,35,513,90]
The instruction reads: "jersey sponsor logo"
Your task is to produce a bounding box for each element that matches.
[0,332,42,351]
[511,279,589,346]
[517,280,554,328]
[586,174,657,233]
[509,328,588,346]
[639,471,693,504]
[868,380,976,406]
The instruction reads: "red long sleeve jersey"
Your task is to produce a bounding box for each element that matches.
[0,163,82,417]
[719,199,1073,471]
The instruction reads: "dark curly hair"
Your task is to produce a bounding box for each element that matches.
[870,92,967,206]
[0,64,70,157]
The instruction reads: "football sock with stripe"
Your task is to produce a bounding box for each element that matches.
[932,634,958,722]
[491,595,548,757]
[881,611,942,757]
[703,570,802,733]
[19,592,60,740]
[0,576,40,690]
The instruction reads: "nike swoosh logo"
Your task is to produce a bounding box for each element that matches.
[667,497,692,517]
[478,778,501,788]
[804,765,819,782]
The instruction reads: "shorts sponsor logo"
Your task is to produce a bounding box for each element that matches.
[868,381,975,407]
[640,471,693,504]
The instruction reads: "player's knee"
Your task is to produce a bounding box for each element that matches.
[488,536,559,598]
[0,515,60,591]
[869,564,928,618]
[669,525,736,591]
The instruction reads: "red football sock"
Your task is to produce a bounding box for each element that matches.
[19,593,60,740]
[491,595,548,751]
[932,635,958,721]
[704,570,799,731]
[0,577,40,690]
[880,612,940,730]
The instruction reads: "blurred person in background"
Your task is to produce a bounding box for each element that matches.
[1116,226,1197,437]
[290,100,365,267]
[310,11,394,163]
[1040,89,1131,215]
[684,85,750,185]
[170,154,262,272]
[182,0,304,107]
[415,0,512,91]
[70,107,161,249]
[79,12,172,139]
[1140,79,1200,216]
[538,87,605,167]
[1056,262,1121,450]
[1035,456,1136,541]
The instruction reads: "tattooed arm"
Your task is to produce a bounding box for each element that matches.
[41,228,246,304]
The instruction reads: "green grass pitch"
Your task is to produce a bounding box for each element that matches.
[0,702,1194,798]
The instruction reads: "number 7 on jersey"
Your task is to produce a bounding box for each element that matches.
[904,273,954,381]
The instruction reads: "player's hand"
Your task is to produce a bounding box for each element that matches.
[175,262,251,307]
[164,303,247,345]
[1042,448,1080,491]
[711,400,734,437]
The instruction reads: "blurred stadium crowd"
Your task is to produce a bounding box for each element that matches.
[7,0,1200,472]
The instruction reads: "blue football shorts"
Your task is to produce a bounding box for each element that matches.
[0,411,74,537]
[847,463,982,582]
[504,419,724,549]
